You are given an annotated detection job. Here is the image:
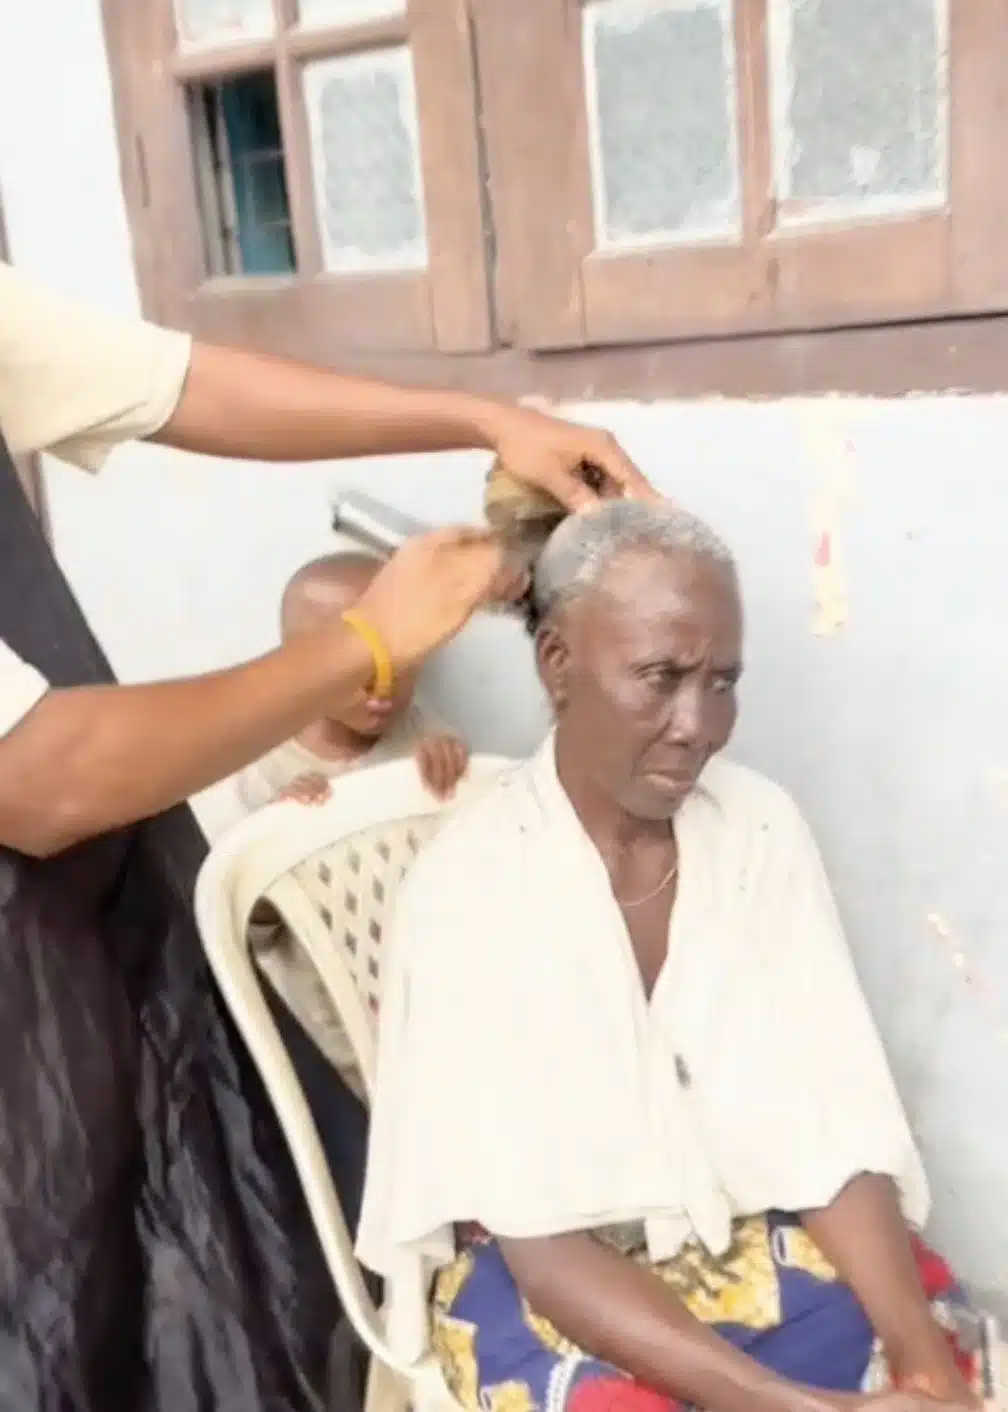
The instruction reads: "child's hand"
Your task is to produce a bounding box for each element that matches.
[275,773,332,806]
[414,734,469,799]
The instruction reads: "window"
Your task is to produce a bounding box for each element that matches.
[188,70,297,278]
[479,0,1008,349]
[103,0,491,355]
[103,0,1008,386]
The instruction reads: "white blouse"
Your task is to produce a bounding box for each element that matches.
[357,736,928,1305]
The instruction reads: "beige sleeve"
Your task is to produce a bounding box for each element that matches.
[235,741,307,813]
[0,262,192,472]
[0,639,48,738]
[236,759,277,814]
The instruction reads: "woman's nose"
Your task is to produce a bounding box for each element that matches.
[667,684,704,744]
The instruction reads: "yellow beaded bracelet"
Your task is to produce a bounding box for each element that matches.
[341,609,394,699]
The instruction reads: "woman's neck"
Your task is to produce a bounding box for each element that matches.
[554,734,673,858]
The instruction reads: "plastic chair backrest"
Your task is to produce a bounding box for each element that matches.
[194,755,514,1370]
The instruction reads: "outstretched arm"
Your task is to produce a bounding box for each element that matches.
[0,528,509,855]
[156,341,653,510]
[1,262,651,506]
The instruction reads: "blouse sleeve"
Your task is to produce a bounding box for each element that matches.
[758,793,930,1226]
[0,262,192,472]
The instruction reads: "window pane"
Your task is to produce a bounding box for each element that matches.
[303,47,427,274]
[175,0,274,47]
[771,0,948,223]
[297,0,405,27]
[187,71,296,277]
[584,0,741,251]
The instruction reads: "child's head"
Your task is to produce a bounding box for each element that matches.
[281,552,420,738]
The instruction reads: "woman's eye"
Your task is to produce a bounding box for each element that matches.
[711,676,737,695]
[646,667,681,689]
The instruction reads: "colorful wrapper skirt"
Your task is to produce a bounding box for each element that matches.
[431,1214,997,1412]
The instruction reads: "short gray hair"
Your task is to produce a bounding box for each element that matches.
[529,500,734,630]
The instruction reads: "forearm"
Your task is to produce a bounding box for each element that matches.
[499,1233,832,1412]
[0,627,371,855]
[801,1175,939,1365]
[156,341,505,463]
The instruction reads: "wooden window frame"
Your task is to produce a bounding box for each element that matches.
[102,0,1008,399]
[475,0,1008,351]
[102,0,492,359]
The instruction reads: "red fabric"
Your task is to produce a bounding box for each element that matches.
[569,1375,678,1412]
[911,1234,956,1300]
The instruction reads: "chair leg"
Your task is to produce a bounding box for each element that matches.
[364,1355,411,1412]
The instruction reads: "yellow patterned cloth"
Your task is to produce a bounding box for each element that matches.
[430,1215,988,1412]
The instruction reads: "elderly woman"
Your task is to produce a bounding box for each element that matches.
[358,502,985,1412]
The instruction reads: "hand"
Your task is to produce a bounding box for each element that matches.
[355,528,524,672]
[482,403,656,512]
[886,1317,981,1409]
[893,1361,980,1408]
[853,1392,979,1412]
[275,773,332,806]
[414,733,469,799]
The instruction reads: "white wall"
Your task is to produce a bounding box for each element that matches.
[3,0,1008,1313]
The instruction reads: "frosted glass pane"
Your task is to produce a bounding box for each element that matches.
[771,0,948,222]
[298,0,405,26]
[303,48,427,274]
[584,0,741,250]
[175,0,274,46]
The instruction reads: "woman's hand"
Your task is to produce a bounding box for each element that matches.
[480,402,656,511]
[855,1390,979,1412]
[892,1359,980,1408]
[355,528,525,670]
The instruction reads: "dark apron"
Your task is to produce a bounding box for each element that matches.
[0,438,363,1411]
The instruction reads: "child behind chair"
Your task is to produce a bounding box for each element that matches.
[237,551,469,814]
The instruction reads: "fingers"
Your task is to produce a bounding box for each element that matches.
[420,525,499,553]
[584,430,659,502]
[417,737,469,798]
[277,774,331,806]
[535,438,657,515]
[446,738,470,786]
[489,553,531,606]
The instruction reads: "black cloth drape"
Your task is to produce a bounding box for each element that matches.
[0,437,362,1411]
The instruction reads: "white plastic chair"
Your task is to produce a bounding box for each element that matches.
[194,754,513,1412]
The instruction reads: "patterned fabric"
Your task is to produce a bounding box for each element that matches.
[431,1216,993,1412]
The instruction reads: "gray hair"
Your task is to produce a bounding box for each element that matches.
[528,500,735,631]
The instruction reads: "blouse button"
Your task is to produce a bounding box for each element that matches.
[674,1054,691,1089]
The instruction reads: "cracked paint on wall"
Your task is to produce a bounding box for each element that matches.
[800,410,857,636]
[926,910,1008,1042]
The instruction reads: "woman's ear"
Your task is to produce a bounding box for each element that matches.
[535,624,571,711]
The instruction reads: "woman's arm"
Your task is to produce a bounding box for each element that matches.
[801,1176,968,1398]
[500,1232,839,1412]
[0,626,369,856]
[156,341,652,510]
[0,527,508,855]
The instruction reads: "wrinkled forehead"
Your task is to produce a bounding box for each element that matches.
[574,546,743,661]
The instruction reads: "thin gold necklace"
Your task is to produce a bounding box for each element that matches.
[612,823,679,909]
